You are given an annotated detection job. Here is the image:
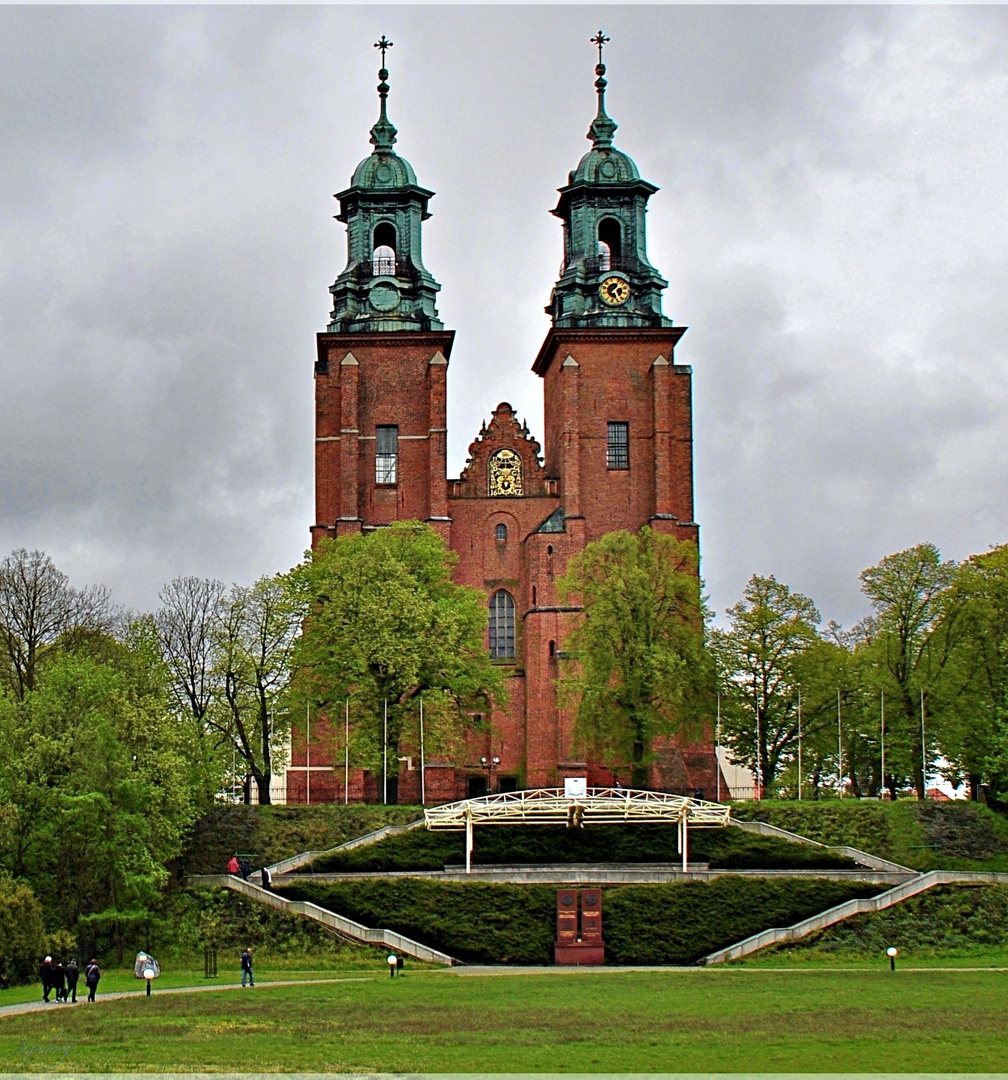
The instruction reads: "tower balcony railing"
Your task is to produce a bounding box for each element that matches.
[360,257,398,278]
[559,255,635,278]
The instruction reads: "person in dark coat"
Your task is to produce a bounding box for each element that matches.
[84,959,101,1002]
[65,958,80,1003]
[52,961,66,1002]
[39,956,53,1002]
[239,859,251,881]
[240,947,254,987]
[260,866,271,890]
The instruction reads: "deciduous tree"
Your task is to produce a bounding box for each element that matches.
[291,523,504,801]
[558,528,709,789]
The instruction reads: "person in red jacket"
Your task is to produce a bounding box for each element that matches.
[226,855,240,875]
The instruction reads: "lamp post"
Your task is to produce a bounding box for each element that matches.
[887,946,898,971]
[480,755,500,795]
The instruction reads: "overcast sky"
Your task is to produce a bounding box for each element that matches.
[1,5,1007,628]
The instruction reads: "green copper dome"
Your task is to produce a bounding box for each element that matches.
[351,150,418,190]
[545,33,671,330]
[569,145,640,185]
[326,44,443,334]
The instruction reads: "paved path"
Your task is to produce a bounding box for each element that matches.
[0,977,373,1019]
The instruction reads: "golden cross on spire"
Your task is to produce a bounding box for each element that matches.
[374,35,393,68]
[591,30,610,67]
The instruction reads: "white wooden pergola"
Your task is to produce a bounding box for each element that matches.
[424,787,731,873]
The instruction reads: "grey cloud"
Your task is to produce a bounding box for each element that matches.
[0,6,1005,628]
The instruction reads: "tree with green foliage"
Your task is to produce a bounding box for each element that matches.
[859,542,963,798]
[0,548,112,699]
[291,523,504,801]
[557,528,709,789]
[939,545,1008,800]
[712,575,822,794]
[154,576,229,802]
[212,575,302,805]
[0,875,45,987]
[0,627,197,958]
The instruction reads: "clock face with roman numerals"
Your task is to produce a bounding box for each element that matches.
[599,276,630,306]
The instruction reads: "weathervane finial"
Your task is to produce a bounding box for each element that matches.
[374,35,393,68]
[587,30,617,148]
[369,36,397,153]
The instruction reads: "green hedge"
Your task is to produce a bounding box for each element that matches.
[731,800,1008,871]
[277,877,882,965]
[773,884,1008,958]
[303,823,855,873]
[174,804,421,876]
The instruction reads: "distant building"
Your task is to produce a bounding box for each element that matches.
[287,40,721,804]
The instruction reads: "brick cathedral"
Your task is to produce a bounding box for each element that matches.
[286,38,720,804]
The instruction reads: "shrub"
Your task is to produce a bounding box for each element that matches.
[277,877,881,966]
[304,823,855,873]
[0,876,45,987]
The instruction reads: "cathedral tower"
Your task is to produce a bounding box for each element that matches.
[532,33,697,548]
[312,39,454,546]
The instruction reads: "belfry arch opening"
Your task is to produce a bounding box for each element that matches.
[372,221,397,275]
[597,218,621,271]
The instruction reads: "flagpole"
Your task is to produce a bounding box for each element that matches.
[715,693,721,803]
[419,695,426,806]
[383,697,388,806]
[880,688,885,800]
[837,687,843,799]
[921,687,926,799]
[306,701,310,806]
[344,697,349,805]
[798,687,802,802]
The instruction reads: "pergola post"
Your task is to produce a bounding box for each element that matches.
[682,812,689,873]
[465,812,473,874]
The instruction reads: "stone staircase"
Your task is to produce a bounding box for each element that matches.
[702,868,1008,964]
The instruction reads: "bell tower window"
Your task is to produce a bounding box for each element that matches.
[489,590,516,659]
[597,218,621,271]
[372,222,397,276]
[376,425,398,484]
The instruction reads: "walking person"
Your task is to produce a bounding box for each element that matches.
[65,958,79,1003]
[39,955,53,1003]
[240,948,254,987]
[226,854,240,875]
[52,960,66,1002]
[84,958,101,1002]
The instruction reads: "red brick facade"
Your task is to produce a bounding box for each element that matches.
[290,322,721,804]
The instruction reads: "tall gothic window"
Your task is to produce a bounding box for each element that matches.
[376,425,398,484]
[489,590,515,659]
[607,421,629,470]
[372,221,397,276]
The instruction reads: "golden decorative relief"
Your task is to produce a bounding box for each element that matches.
[488,449,523,497]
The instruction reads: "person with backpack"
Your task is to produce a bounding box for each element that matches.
[65,959,80,1004]
[84,959,101,1002]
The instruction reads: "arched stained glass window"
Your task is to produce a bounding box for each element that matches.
[489,590,515,660]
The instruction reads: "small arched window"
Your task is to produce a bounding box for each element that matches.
[489,590,515,660]
[495,523,507,542]
[597,217,621,271]
[373,221,396,275]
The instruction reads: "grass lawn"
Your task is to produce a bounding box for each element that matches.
[2,966,1008,1072]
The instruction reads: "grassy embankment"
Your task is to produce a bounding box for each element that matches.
[731,797,1008,871]
[3,968,1008,1072]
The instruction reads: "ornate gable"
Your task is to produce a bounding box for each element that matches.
[453,402,552,498]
